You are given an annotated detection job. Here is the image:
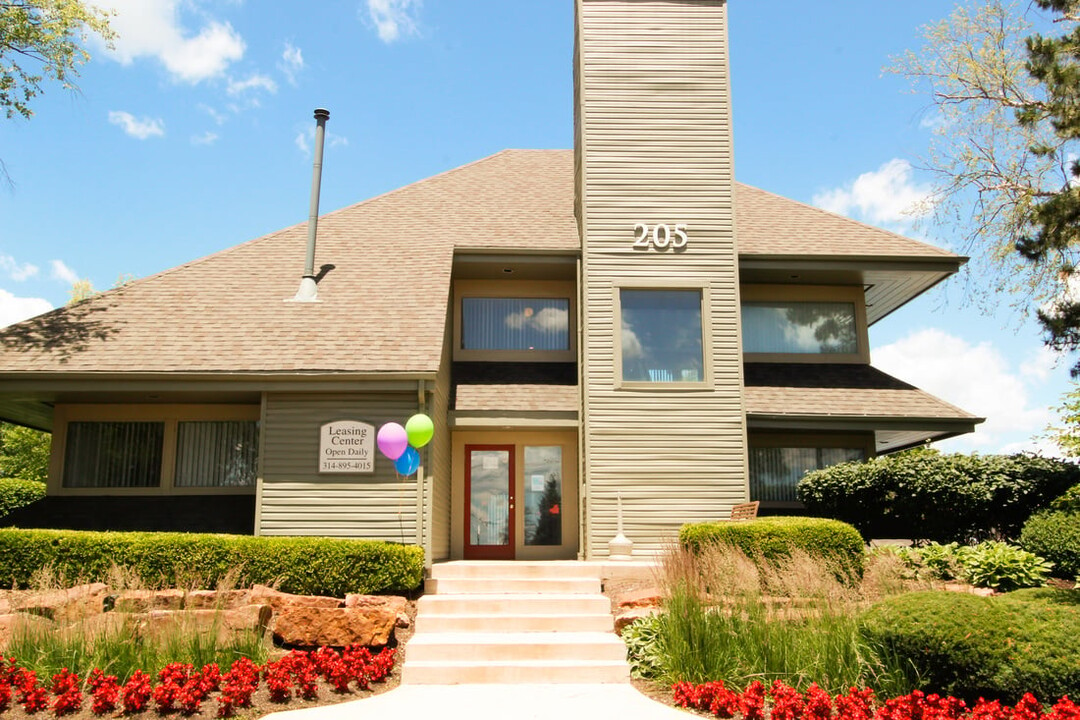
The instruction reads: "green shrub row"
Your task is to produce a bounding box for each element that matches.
[678,516,865,580]
[0,477,45,518]
[858,589,1080,702]
[0,529,424,596]
[1020,510,1080,579]
[1051,483,1080,512]
[797,450,1080,543]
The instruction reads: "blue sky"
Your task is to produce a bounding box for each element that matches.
[0,0,1072,454]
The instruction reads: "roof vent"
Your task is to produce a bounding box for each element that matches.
[290,108,330,303]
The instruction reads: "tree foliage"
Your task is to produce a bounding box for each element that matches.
[0,0,114,121]
[0,422,50,483]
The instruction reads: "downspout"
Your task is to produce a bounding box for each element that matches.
[292,108,330,302]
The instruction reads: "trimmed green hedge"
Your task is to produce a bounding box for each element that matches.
[0,529,424,596]
[796,450,1080,543]
[679,516,865,580]
[1020,510,1080,579]
[0,477,45,517]
[859,590,1080,702]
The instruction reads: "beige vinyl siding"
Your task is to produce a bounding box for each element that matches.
[259,392,418,541]
[577,0,747,556]
[428,305,454,561]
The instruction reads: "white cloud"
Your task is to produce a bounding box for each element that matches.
[872,328,1052,453]
[0,255,39,282]
[227,73,277,96]
[366,0,421,43]
[191,131,219,146]
[97,0,245,83]
[279,42,304,85]
[294,126,349,156]
[813,159,932,227]
[198,103,228,126]
[0,289,52,328]
[503,307,569,333]
[108,111,165,139]
[50,260,80,285]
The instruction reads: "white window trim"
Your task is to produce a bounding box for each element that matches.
[49,404,260,496]
[740,284,870,364]
[613,280,713,390]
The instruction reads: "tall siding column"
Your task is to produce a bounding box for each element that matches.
[575,0,748,557]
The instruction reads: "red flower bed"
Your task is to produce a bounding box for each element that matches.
[0,646,396,718]
[672,681,1080,720]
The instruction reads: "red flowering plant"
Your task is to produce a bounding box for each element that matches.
[262,660,293,703]
[87,669,120,716]
[121,670,153,715]
[49,669,82,716]
[215,657,261,718]
[13,669,49,714]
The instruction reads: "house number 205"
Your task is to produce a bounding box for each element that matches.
[632,223,689,250]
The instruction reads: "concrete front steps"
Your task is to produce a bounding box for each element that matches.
[402,561,631,684]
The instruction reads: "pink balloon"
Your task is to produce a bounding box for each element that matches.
[377,422,408,460]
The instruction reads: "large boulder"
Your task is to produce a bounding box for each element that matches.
[344,594,410,628]
[184,589,252,610]
[614,607,659,636]
[272,606,396,647]
[137,605,273,643]
[112,589,185,613]
[249,585,342,613]
[16,583,110,622]
[0,613,54,652]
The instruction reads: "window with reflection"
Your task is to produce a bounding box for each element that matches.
[742,301,857,354]
[749,446,865,503]
[64,422,164,488]
[461,297,570,352]
[524,446,562,546]
[619,289,704,383]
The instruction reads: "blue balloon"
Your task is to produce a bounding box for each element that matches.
[394,445,420,476]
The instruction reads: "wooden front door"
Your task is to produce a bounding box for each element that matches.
[464,444,515,560]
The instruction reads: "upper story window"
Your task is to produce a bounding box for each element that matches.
[617,287,708,386]
[454,280,576,362]
[741,285,868,363]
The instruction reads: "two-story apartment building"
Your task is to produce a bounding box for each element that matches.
[0,0,980,560]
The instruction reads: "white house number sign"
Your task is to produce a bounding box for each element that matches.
[632,223,688,250]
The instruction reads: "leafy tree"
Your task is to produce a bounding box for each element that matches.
[67,278,94,303]
[0,422,50,483]
[1045,380,1080,456]
[0,0,114,121]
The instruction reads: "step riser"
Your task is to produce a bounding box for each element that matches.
[414,614,614,633]
[426,577,600,594]
[401,663,630,685]
[407,642,627,663]
[417,595,611,615]
[429,562,604,580]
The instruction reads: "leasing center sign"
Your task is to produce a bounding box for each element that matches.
[319,421,375,473]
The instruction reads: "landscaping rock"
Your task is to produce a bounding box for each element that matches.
[113,589,186,613]
[184,589,252,610]
[614,587,662,609]
[250,584,342,612]
[344,594,410,628]
[137,604,273,643]
[614,606,659,635]
[272,606,395,647]
[16,582,110,622]
[78,611,135,640]
[0,613,54,652]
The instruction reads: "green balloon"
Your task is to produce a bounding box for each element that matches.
[405,413,434,448]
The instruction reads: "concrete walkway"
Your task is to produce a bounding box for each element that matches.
[261,684,691,720]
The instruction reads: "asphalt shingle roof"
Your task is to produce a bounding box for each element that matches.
[0,150,961,376]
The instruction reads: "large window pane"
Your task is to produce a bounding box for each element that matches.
[461,297,570,351]
[524,446,562,546]
[742,301,857,354]
[175,421,259,488]
[749,446,865,503]
[620,289,704,383]
[63,422,164,488]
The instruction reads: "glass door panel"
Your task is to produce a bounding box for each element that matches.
[464,445,514,560]
[524,446,562,546]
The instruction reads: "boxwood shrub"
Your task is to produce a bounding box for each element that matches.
[0,477,45,518]
[0,529,424,596]
[679,516,865,580]
[859,589,1080,702]
[1020,510,1080,579]
[796,450,1080,543]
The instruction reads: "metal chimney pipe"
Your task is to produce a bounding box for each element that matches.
[293,108,330,302]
